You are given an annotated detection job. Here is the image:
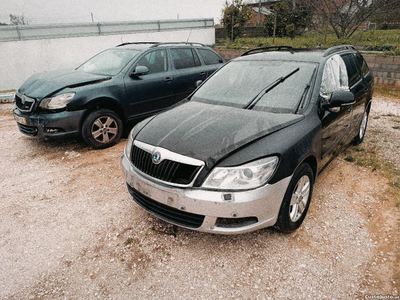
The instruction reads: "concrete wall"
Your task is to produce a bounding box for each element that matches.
[0,28,215,90]
[214,49,400,91]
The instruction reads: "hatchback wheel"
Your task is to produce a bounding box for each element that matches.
[82,109,123,149]
[353,110,369,145]
[276,163,314,233]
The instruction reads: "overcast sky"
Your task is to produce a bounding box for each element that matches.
[1,0,230,25]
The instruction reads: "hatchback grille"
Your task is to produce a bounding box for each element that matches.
[127,184,205,228]
[131,145,201,185]
[17,123,38,136]
[15,94,35,112]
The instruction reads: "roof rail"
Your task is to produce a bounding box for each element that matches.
[150,42,206,47]
[116,42,158,47]
[241,46,293,56]
[323,45,356,57]
[116,42,207,48]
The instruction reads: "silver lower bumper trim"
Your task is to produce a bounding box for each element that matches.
[121,152,291,234]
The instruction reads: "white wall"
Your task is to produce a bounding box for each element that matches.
[0,28,215,90]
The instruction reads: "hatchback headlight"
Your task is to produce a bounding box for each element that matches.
[125,126,136,159]
[39,93,75,110]
[202,156,279,190]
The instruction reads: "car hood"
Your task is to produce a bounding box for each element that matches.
[18,69,111,99]
[136,101,303,167]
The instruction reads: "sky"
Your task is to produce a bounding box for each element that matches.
[1,0,230,25]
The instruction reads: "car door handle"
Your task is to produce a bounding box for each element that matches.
[200,72,206,77]
[165,77,173,83]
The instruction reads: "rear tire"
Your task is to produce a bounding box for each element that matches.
[275,163,314,233]
[82,109,123,149]
[353,109,369,145]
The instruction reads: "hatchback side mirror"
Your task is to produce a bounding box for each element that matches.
[130,66,149,77]
[325,90,355,108]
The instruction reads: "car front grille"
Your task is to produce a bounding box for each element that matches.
[127,184,205,228]
[131,145,202,185]
[17,123,38,136]
[15,93,35,112]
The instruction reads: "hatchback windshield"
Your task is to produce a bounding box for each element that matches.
[192,60,317,113]
[77,49,140,76]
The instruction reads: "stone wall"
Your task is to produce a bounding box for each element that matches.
[214,49,400,91]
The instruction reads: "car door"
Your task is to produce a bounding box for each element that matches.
[340,53,365,143]
[170,47,207,100]
[195,48,224,76]
[320,54,354,167]
[124,49,175,119]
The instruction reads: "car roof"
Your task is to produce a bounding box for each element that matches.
[115,42,210,51]
[235,45,359,64]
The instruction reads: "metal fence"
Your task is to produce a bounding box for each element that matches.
[0,18,214,42]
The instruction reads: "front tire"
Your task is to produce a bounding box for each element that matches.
[82,109,123,149]
[275,163,314,233]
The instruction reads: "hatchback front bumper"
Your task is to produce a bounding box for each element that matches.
[121,151,291,234]
[13,108,85,139]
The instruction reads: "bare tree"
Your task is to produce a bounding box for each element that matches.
[9,14,28,25]
[300,0,399,39]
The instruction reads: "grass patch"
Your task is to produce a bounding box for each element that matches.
[124,238,134,246]
[374,88,400,100]
[345,142,400,207]
[215,29,400,55]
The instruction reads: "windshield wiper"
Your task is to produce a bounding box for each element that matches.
[243,67,300,110]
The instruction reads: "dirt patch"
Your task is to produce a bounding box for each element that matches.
[0,99,398,299]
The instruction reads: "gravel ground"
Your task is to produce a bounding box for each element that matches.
[0,97,398,299]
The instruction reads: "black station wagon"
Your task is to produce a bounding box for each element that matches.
[121,45,374,234]
[13,42,224,148]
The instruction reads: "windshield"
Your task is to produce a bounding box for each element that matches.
[77,49,140,76]
[191,60,317,113]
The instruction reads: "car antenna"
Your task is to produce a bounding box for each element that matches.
[186,29,193,43]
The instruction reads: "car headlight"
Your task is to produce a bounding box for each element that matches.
[202,156,279,190]
[39,92,75,110]
[125,126,136,159]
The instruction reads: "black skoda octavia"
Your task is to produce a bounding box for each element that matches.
[121,45,374,234]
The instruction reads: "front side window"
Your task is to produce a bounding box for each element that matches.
[341,54,361,87]
[356,53,370,77]
[191,60,317,113]
[171,48,201,69]
[320,54,349,97]
[136,50,168,74]
[77,49,140,76]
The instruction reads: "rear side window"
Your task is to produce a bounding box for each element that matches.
[198,49,223,65]
[171,48,201,69]
[341,54,362,87]
[136,49,168,74]
[355,53,370,77]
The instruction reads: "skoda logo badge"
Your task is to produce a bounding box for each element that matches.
[152,151,161,165]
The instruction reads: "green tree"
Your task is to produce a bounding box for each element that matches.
[222,0,252,41]
[264,1,312,38]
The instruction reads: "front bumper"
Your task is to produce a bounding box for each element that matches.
[121,151,291,234]
[13,108,85,139]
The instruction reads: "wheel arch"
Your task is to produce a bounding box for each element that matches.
[81,97,126,129]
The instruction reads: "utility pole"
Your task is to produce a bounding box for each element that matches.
[273,10,277,44]
[257,0,261,26]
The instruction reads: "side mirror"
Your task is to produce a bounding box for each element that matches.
[325,90,355,109]
[130,66,149,77]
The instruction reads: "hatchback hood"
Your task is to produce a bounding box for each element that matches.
[18,69,111,99]
[136,101,303,166]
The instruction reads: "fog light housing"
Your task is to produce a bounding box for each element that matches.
[45,128,64,134]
